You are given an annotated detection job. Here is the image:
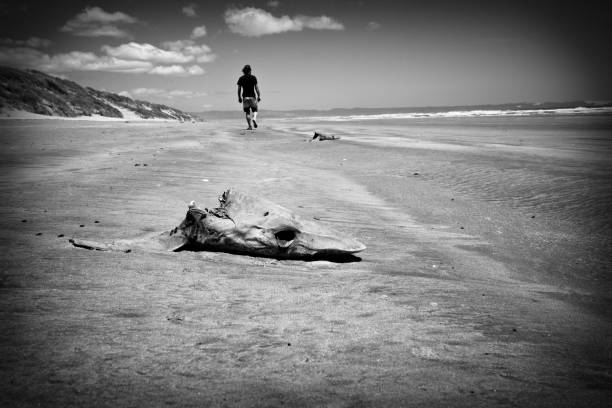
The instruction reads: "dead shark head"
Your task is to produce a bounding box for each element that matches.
[171,189,366,259]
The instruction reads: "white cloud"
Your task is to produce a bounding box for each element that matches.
[42,51,153,73]
[74,25,131,38]
[149,65,189,75]
[61,6,138,38]
[267,1,280,7]
[195,54,214,63]
[160,40,216,63]
[367,21,381,30]
[169,89,206,97]
[161,40,192,52]
[182,3,197,18]
[1,19,214,77]
[102,42,194,64]
[126,88,207,98]
[296,16,344,31]
[187,65,205,75]
[70,6,137,24]
[191,25,207,39]
[0,45,207,76]
[0,37,51,48]
[224,7,344,37]
[18,50,151,74]
[131,88,165,96]
[125,88,208,99]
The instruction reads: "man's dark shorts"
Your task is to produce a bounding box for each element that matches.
[242,97,258,113]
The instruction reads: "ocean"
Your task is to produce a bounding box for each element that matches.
[199,101,612,121]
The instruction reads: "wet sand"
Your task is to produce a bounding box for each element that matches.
[1,117,611,407]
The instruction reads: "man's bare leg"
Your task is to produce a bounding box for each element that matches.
[245,111,253,130]
[252,111,258,128]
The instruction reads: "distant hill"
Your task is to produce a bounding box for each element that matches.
[0,66,199,121]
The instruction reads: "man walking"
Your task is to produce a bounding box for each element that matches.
[237,64,261,130]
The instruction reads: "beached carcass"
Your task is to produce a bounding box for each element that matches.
[70,189,366,260]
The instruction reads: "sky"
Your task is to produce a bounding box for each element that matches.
[0,0,611,112]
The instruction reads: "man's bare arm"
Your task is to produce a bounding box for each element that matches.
[237,85,242,102]
[255,84,261,101]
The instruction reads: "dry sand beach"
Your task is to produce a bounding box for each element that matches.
[1,116,611,406]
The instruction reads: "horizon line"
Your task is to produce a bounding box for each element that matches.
[195,99,612,113]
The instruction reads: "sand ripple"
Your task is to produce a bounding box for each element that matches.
[419,161,612,232]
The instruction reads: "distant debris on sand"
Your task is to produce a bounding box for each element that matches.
[312,131,340,141]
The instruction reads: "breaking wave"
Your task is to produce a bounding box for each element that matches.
[295,106,612,121]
